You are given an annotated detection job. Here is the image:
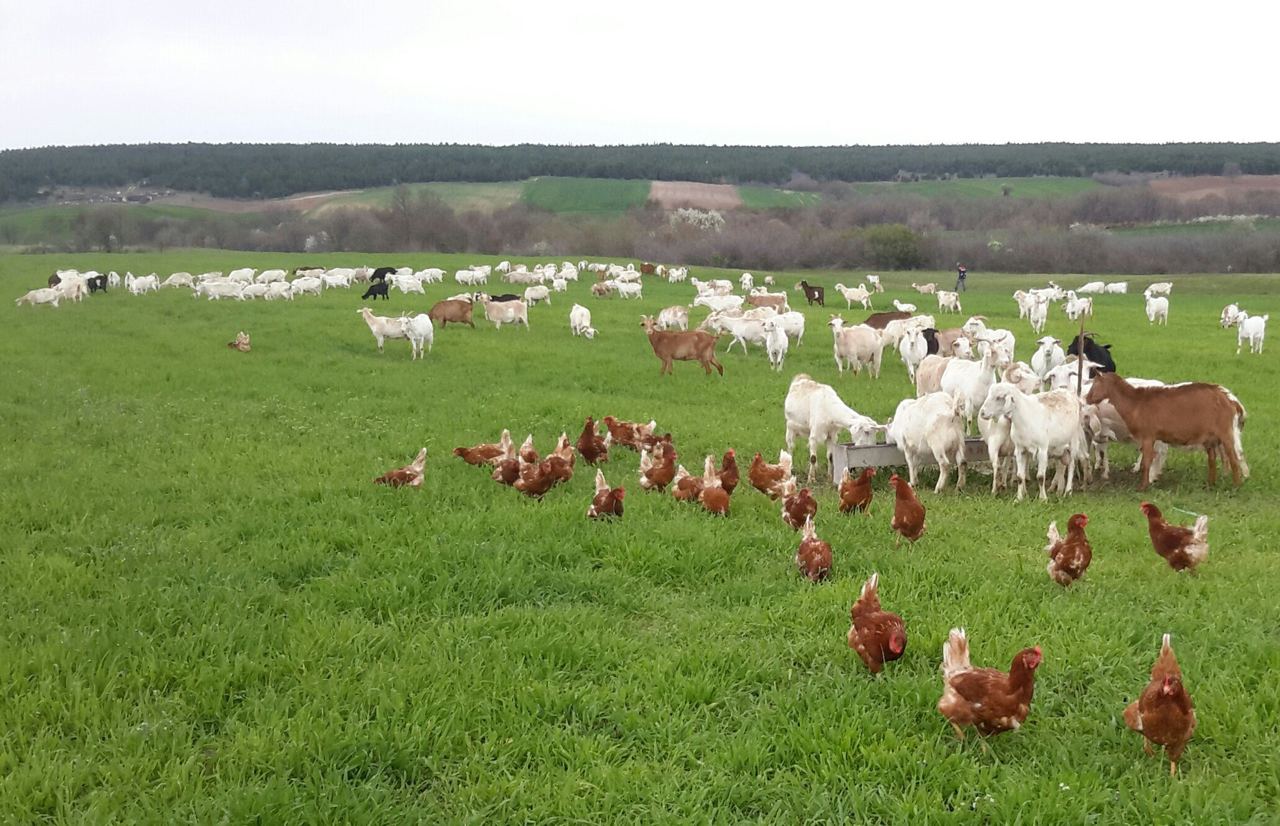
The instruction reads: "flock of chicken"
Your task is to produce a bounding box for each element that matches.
[371,408,1211,774]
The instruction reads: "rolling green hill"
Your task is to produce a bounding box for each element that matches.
[521,177,652,214]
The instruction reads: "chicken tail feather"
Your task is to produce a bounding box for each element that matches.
[1045,520,1061,553]
[1192,515,1209,543]
[942,628,970,679]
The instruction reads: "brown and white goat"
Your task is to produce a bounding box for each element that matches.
[1084,372,1244,490]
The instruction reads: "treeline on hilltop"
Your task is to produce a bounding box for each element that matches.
[4,142,1280,201]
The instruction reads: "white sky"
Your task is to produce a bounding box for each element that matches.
[1,0,1275,150]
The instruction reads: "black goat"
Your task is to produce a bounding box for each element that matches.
[362,281,390,301]
[1066,334,1116,373]
[370,266,398,283]
[88,275,108,294]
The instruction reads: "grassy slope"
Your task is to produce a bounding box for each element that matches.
[522,177,652,214]
[2,252,1279,821]
[317,182,526,214]
[853,177,1101,199]
[737,186,821,209]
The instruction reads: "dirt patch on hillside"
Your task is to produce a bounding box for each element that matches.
[1149,175,1280,202]
[649,181,742,210]
[153,190,358,213]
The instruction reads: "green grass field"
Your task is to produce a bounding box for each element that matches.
[853,177,1102,200]
[522,177,653,214]
[2,252,1279,821]
[737,186,822,209]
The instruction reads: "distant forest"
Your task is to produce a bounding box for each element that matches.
[3,142,1280,201]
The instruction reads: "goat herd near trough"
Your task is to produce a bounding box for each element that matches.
[17,261,1262,507]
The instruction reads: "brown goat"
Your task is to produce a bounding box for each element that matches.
[641,315,723,376]
[1085,372,1244,490]
[428,299,474,328]
[862,310,911,329]
[746,293,788,312]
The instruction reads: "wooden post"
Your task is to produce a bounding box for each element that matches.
[1076,312,1088,490]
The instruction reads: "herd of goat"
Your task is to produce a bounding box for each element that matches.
[15,260,1264,498]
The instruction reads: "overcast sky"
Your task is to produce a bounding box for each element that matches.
[1,0,1274,150]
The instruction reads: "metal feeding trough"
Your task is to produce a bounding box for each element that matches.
[831,438,990,484]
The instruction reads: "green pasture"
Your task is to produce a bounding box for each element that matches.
[1,251,1277,821]
[521,177,653,214]
[853,177,1102,200]
[737,186,822,209]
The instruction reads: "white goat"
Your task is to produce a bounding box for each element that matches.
[524,285,552,305]
[979,383,1086,501]
[940,347,1003,433]
[1145,295,1169,325]
[1237,313,1268,354]
[400,314,434,360]
[893,299,917,313]
[126,274,159,295]
[358,307,408,353]
[1028,295,1049,334]
[194,281,245,301]
[829,317,884,378]
[784,374,883,483]
[478,297,529,329]
[290,276,322,297]
[569,304,595,337]
[762,318,789,371]
[1104,281,1128,294]
[692,294,744,313]
[720,316,770,354]
[886,391,968,492]
[1031,336,1066,380]
[772,311,806,346]
[936,290,962,313]
[898,327,930,382]
[657,305,689,331]
[1064,292,1093,320]
[834,283,873,309]
[15,288,60,308]
[615,282,643,300]
[963,317,1015,366]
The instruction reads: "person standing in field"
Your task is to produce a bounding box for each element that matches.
[955,263,968,292]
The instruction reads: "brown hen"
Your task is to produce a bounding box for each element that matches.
[847,573,907,674]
